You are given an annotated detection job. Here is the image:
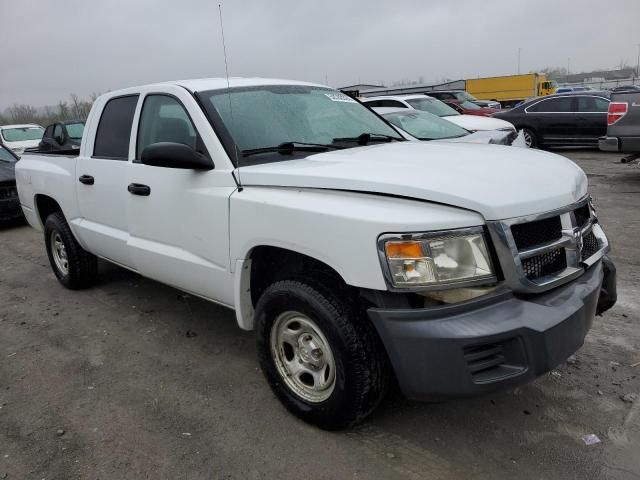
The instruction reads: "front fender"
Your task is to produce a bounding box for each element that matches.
[229,186,485,291]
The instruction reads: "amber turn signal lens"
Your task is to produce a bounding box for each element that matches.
[385,241,424,258]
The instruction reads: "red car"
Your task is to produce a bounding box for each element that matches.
[427,90,500,117]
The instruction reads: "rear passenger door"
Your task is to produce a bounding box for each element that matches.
[126,88,237,304]
[75,95,139,267]
[575,95,609,142]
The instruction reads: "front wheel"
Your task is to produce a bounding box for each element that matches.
[521,127,538,148]
[255,280,389,430]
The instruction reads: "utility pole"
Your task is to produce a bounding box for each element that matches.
[518,47,521,74]
[567,57,571,83]
[636,43,640,81]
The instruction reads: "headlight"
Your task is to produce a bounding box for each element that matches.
[379,227,496,289]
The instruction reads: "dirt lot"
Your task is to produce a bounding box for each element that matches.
[1,150,639,480]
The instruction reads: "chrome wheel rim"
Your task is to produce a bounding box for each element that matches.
[50,232,69,275]
[522,129,533,147]
[270,311,336,403]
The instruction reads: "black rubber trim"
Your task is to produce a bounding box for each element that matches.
[368,288,513,321]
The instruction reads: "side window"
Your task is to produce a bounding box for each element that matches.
[527,97,573,113]
[363,100,380,108]
[93,95,139,159]
[578,96,609,112]
[44,125,54,138]
[380,100,408,108]
[53,124,63,141]
[136,94,207,159]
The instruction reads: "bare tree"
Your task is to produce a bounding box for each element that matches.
[8,104,38,124]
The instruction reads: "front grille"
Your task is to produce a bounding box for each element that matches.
[0,186,17,200]
[582,231,600,261]
[521,248,567,280]
[574,204,591,228]
[511,215,562,250]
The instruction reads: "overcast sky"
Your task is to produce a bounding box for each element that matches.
[1,0,639,109]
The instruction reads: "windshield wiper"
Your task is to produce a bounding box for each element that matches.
[241,141,342,157]
[332,133,402,146]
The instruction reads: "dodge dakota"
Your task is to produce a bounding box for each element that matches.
[15,78,617,429]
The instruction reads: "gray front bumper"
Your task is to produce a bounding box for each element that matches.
[368,261,611,401]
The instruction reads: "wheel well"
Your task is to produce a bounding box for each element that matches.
[248,246,347,307]
[35,195,63,226]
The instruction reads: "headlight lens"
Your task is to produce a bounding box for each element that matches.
[381,228,496,288]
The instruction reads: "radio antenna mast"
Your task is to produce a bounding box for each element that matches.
[218,2,242,190]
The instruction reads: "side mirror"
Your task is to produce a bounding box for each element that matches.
[141,142,214,170]
[54,135,64,145]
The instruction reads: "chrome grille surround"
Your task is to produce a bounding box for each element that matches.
[486,196,609,294]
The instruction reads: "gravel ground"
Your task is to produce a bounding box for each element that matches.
[0,150,639,480]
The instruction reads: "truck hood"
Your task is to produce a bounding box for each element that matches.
[238,141,587,220]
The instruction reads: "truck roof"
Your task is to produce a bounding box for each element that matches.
[103,77,326,98]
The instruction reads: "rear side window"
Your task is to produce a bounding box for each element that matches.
[93,95,139,159]
[527,97,573,113]
[379,100,408,108]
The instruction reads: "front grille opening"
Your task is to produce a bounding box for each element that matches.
[0,186,18,200]
[581,230,600,261]
[464,339,526,384]
[521,248,567,280]
[511,215,562,251]
[573,204,591,228]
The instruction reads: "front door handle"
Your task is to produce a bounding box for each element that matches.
[78,174,94,185]
[128,183,151,196]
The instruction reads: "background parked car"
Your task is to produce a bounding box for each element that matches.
[0,145,22,222]
[425,90,500,115]
[599,87,640,155]
[555,86,594,94]
[493,91,610,148]
[374,107,526,146]
[0,124,45,156]
[39,120,85,152]
[362,95,515,132]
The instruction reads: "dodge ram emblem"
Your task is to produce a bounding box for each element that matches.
[573,228,584,255]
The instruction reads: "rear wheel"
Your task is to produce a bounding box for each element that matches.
[255,279,389,430]
[44,212,98,289]
[521,128,538,148]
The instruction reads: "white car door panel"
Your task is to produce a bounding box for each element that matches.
[126,89,236,305]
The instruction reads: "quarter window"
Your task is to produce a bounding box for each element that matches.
[577,96,609,113]
[93,95,139,159]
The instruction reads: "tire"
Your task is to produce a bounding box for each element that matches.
[255,279,389,430]
[44,212,98,289]
[521,127,538,148]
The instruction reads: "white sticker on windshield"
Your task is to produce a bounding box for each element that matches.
[324,92,357,103]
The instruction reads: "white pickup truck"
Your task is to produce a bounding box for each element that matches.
[15,78,617,430]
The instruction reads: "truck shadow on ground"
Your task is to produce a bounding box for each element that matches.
[91,259,636,480]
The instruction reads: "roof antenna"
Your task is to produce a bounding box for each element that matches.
[218,2,242,191]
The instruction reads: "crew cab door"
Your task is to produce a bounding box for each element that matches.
[126,88,237,305]
[76,95,139,267]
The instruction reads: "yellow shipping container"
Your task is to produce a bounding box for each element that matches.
[466,74,557,106]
